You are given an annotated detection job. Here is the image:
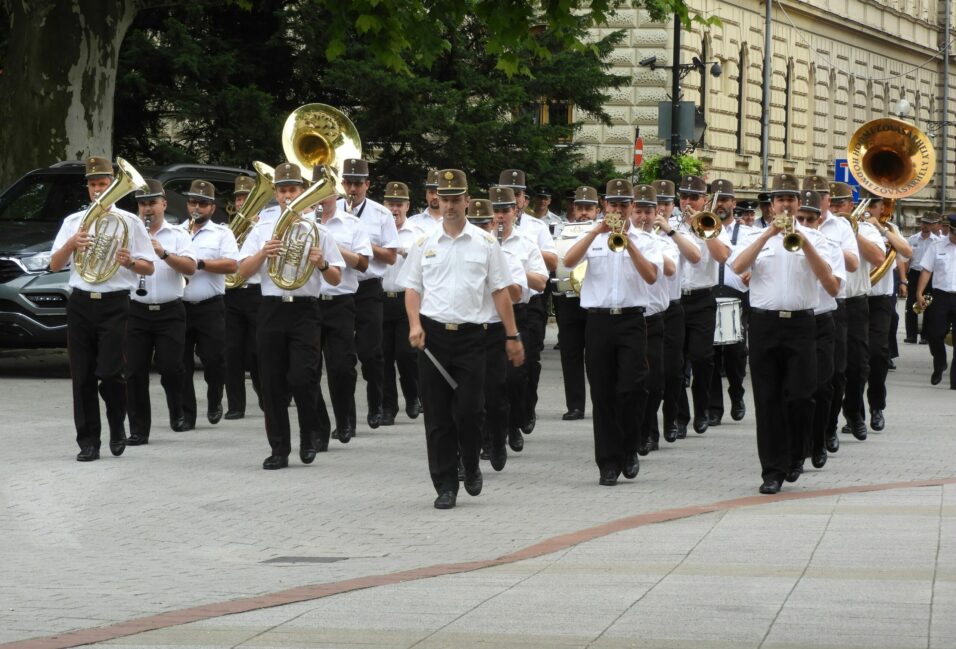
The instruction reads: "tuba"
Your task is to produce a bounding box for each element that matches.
[225,162,276,289]
[846,118,935,284]
[282,103,361,188]
[74,157,147,284]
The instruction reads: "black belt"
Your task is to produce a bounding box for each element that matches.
[845,295,868,304]
[587,306,645,315]
[668,299,681,307]
[815,311,835,322]
[227,283,261,293]
[132,298,182,312]
[319,293,352,302]
[836,298,846,305]
[263,295,318,303]
[751,307,814,319]
[384,290,405,298]
[681,287,713,297]
[422,315,486,331]
[359,277,382,285]
[185,295,222,306]
[72,288,128,300]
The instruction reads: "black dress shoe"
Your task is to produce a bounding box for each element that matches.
[109,435,127,457]
[171,416,192,432]
[127,434,149,446]
[759,479,782,494]
[76,446,100,462]
[919,338,929,345]
[663,423,678,443]
[406,399,422,419]
[367,411,382,429]
[380,411,396,426]
[458,458,466,482]
[464,468,483,496]
[622,452,640,479]
[931,369,943,385]
[316,438,329,453]
[692,416,709,434]
[637,440,653,457]
[223,410,244,420]
[649,440,660,452]
[870,409,885,431]
[508,428,524,452]
[707,413,722,427]
[851,420,868,441]
[785,465,803,483]
[434,491,457,509]
[479,446,491,460]
[825,430,840,453]
[887,359,896,371]
[903,336,916,344]
[335,426,354,444]
[811,449,828,469]
[730,400,746,421]
[841,424,850,435]
[676,422,688,439]
[521,412,536,435]
[207,403,223,425]
[262,455,289,470]
[599,467,618,486]
[490,445,507,471]
[562,409,584,421]
[299,437,317,464]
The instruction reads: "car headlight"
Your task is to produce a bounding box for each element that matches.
[21,251,52,271]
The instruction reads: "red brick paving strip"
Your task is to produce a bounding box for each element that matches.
[5,476,954,649]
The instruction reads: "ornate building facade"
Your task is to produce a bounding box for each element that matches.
[578,0,955,221]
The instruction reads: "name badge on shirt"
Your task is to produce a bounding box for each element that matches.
[424,249,437,258]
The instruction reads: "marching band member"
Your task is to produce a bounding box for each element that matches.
[531,185,565,235]
[736,200,758,227]
[730,175,838,494]
[50,156,155,461]
[407,170,442,232]
[562,179,662,486]
[126,180,197,446]
[916,213,956,388]
[224,174,263,420]
[398,169,524,510]
[237,171,345,470]
[490,186,548,455]
[553,186,599,421]
[381,182,424,425]
[903,215,941,343]
[179,179,239,431]
[499,169,557,436]
[675,175,732,435]
[338,159,401,431]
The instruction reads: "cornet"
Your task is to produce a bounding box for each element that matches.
[913,294,933,315]
[603,211,628,252]
[773,210,804,252]
[685,193,722,240]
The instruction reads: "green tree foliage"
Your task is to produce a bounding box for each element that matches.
[637,153,705,184]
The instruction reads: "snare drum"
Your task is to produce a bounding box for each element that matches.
[552,222,593,295]
[714,297,743,345]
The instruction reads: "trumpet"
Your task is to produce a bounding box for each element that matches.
[684,193,723,240]
[604,211,628,252]
[913,294,933,314]
[773,210,804,252]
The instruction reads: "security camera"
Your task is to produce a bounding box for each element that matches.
[639,55,657,68]
[710,62,722,77]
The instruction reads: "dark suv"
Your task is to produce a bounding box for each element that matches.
[0,161,251,348]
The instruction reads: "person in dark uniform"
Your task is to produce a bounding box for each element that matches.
[736,200,758,227]
[916,213,956,388]
[553,186,599,420]
[757,192,772,228]
[224,175,264,419]
[562,178,662,486]
[904,215,940,343]
[338,159,400,430]
[381,181,425,425]
[126,180,197,445]
[50,156,156,461]
[398,169,524,510]
[179,180,240,430]
[237,171,345,469]
[730,175,839,494]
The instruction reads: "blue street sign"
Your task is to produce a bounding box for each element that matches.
[835,158,860,201]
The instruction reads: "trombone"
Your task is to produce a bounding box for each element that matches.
[682,192,722,240]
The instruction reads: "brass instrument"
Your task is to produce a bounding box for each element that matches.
[686,193,723,240]
[225,162,276,290]
[913,293,933,315]
[604,211,628,252]
[496,221,504,245]
[846,118,935,285]
[833,199,869,235]
[282,103,361,188]
[267,170,336,290]
[569,261,588,295]
[74,157,147,284]
[773,210,804,252]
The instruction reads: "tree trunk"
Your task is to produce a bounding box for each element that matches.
[0,0,138,187]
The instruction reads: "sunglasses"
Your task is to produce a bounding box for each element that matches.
[795,214,819,223]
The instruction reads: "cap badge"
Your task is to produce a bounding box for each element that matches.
[444,171,454,180]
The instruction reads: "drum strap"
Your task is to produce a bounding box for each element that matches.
[718,222,741,288]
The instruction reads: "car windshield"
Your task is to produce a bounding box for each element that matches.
[0,175,90,223]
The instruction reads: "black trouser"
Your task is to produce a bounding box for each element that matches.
[522,293,548,422]
[811,312,836,456]
[382,291,418,416]
[126,300,185,439]
[506,304,534,429]
[925,289,956,387]
[842,295,870,425]
[224,285,262,414]
[419,316,486,495]
[257,297,322,457]
[553,295,587,413]
[678,288,717,423]
[354,278,385,419]
[748,311,816,482]
[826,300,848,436]
[67,290,130,449]
[661,300,685,427]
[709,289,748,417]
[585,310,647,473]
[866,295,895,412]
[481,322,509,451]
[640,312,664,445]
[182,297,226,425]
[317,294,357,437]
[905,267,931,339]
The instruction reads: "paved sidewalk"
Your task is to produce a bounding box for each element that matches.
[0,317,954,648]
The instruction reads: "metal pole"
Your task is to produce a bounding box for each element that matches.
[671,13,682,156]
[761,0,772,187]
[942,0,951,211]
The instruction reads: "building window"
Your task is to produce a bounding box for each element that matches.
[525,99,574,143]
[736,44,747,154]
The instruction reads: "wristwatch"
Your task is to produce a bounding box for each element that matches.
[505,332,521,341]
[197,259,206,270]
[666,229,676,237]
[160,250,170,260]
[319,261,330,272]
[125,259,136,269]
